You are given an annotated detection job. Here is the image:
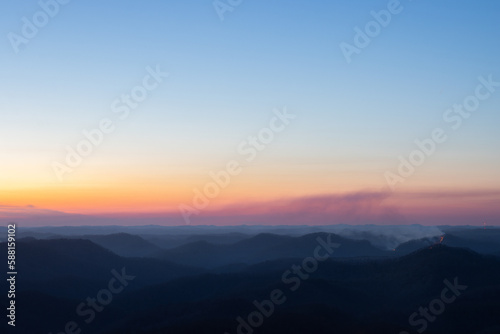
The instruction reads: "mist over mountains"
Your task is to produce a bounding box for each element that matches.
[0,223,448,249]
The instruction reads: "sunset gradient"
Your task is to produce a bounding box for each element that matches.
[1,0,499,226]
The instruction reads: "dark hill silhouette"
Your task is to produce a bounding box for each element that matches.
[71,233,162,257]
[154,232,391,268]
[93,246,500,334]
[0,238,204,299]
[394,236,437,255]
[141,232,252,249]
[441,232,500,254]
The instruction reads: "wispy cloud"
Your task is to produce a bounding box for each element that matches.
[189,190,500,225]
[0,204,90,226]
[1,189,499,226]
[0,204,68,217]
[197,191,405,225]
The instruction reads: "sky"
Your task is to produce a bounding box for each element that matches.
[1,0,499,226]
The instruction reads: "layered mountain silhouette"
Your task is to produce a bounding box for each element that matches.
[67,233,162,257]
[2,226,499,334]
[153,232,390,268]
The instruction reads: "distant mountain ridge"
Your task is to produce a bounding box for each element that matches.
[66,232,162,257]
[2,232,500,334]
[153,232,391,268]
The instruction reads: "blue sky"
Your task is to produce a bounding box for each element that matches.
[1,0,500,225]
